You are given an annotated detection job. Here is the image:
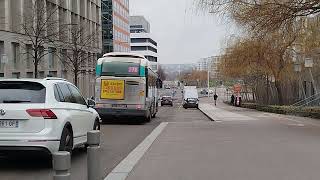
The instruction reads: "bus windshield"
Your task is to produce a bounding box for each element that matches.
[101,62,141,77]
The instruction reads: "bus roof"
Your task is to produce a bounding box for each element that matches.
[98,52,149,67]
[103,52,145,59]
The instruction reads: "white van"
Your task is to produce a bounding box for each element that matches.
[183,86,199,109]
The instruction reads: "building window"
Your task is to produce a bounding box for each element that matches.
[12,72,20,78]
[0,41,4,70]
[131,38,148,43]
[49,71,57,77]
[12,43,20,69]
[131,46,147,51]
[26,44,32,69]
[147,46,157,53]
[26,72,33,78]
[48,48,56,69]
[39,71,45,78]
[60,49,67,70]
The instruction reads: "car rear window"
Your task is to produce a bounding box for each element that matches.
[162,97,172,100]
[0,81,46,103]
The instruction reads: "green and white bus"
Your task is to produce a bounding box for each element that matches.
[94,52,161,122]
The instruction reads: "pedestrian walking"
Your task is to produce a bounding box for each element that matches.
[213,93,218,106]
[231,94,235,105]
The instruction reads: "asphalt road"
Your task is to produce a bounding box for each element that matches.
[0,89,207,180]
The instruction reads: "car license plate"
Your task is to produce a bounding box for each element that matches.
[0,120,19,128]
[112,104,127,108]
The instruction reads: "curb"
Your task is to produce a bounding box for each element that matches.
[104,122,169,180]
[198,105,215,122]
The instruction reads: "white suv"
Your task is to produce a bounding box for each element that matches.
[0,78,101,155]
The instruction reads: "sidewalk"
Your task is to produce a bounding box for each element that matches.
[199,103,256,121]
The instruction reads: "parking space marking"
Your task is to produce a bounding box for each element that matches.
[104,122,168,180]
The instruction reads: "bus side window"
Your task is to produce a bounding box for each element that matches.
[145,67,149,97]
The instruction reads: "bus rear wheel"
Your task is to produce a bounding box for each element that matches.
[152,113,156,118]
[145,110,152,122]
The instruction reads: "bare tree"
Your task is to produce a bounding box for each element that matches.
[17,0,60,78]
[219,31,299,105]
[198,0,320,33]
[157,65,167,81]
[57,24,99,87]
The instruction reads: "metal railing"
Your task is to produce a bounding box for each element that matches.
[291,92,320,107]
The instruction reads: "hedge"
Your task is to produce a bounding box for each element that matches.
[240,103,320,119]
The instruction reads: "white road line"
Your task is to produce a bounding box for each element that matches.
[104,122,169,180]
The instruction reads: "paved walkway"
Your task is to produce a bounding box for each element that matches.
[107,101,320,180]
[199,103,256,121]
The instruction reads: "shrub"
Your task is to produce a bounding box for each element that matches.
[240,103,320,119]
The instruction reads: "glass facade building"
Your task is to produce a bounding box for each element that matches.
[102,0,130,54]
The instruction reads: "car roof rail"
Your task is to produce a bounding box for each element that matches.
[44,77,67,81]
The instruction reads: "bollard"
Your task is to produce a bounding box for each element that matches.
[53,151,71,180]
[87,130,101,180]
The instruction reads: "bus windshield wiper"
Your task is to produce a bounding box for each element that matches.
[3,100,31,103]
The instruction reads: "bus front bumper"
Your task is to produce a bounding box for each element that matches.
[95,108,148,120]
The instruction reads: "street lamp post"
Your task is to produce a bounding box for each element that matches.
[207,68,210,98]
[294,62,306,100]
[305,57,317,95]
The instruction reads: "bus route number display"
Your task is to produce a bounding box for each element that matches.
[101,80,125,100]
[128,67,138,73]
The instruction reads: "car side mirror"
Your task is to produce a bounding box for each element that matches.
[87,99,96,108]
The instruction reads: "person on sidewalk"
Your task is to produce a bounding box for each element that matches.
[231,94,235,105]
[213,93,218,106]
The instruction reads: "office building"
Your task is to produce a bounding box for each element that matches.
[197,56,221,79]
[0,0,102,97]
[130,16,158,71]
[102,0,130,53]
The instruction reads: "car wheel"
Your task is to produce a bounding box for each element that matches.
[93,118,100,130]
[59,127,73,153]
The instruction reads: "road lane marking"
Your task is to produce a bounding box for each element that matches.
[104,122,168,180]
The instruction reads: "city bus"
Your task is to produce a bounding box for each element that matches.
[94,52,161,122]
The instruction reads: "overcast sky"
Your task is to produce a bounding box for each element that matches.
[130,0,237,64]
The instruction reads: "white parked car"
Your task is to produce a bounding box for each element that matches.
[0,78,101,156]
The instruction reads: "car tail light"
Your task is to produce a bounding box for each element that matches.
[26,109,57,119]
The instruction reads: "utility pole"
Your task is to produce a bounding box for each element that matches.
[207,61,210,98]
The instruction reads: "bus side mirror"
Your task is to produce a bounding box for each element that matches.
[157,79,163,89]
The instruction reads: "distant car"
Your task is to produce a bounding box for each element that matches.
[200,89,208,95]
[161,96,173,106]
[0,78,101,156]
[165,86,171,90]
